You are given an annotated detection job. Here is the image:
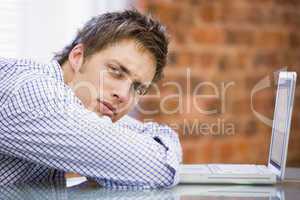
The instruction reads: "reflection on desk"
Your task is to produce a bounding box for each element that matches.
[2,177,300,200]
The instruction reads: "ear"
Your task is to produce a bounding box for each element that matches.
[68,43,84,73]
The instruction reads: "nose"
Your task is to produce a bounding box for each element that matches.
[112,80,131,104]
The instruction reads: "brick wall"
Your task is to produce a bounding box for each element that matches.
[136,0,300,166]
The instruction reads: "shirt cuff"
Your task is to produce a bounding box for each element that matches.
[143,122,182,188]
[153,134,181,188]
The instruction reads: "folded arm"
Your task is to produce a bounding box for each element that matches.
[0,77,182,189]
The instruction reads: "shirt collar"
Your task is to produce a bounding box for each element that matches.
[48,59,64,83]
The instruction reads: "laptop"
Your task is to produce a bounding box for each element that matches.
[173,185,283,199]
[179,71,297,184]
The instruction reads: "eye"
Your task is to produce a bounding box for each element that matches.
[132,82,148,96]
[107,65,122,78]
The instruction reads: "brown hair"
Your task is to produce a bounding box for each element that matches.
[53,9,169,82]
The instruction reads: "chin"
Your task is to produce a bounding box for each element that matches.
[100,113,118,122]
[111,116,120,123]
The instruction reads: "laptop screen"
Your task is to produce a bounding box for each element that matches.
[269,78,292,170]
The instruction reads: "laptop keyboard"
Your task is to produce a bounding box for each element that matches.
[180,164,274,175]
[208,164,271,174]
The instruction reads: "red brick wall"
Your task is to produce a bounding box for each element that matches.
[136,0,300,166]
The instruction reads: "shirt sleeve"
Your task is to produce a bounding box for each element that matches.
[101,115,182,188]
[0,76,182,189]
[116,115,182,171]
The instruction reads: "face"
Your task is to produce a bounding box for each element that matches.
[67,39,156,122]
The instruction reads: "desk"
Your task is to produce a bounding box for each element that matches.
[1,168,300,200]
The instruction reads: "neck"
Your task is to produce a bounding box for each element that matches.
[61,61,74,86]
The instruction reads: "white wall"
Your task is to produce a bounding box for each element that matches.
[0,0,20,58]
[1,0,131,62]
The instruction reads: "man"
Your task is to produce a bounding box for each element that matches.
[0,10,182,189]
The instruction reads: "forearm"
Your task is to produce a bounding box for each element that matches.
[0,78,181,188]
[116,115,182,164]
[0,108,177,188]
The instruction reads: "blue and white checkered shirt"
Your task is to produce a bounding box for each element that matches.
[0,58,182,189]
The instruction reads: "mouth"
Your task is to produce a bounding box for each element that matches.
[97,100,117,118]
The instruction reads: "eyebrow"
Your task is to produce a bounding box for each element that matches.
[110,59,148,87]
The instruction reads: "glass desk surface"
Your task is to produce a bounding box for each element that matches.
[1,168,300,200]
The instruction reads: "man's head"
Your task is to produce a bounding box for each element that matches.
[54,10,169,122]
